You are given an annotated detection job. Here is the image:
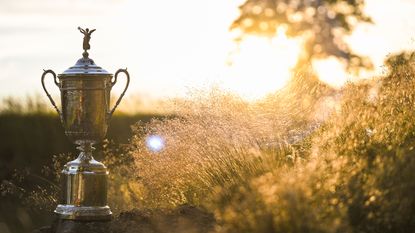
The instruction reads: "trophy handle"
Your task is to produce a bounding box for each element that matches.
[41,69,62,121]
[108,68,130,119]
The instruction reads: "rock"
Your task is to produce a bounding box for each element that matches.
[110,204,215,233]
[55,220,111,233]
[32,205,216,233]
[31,226,54,233]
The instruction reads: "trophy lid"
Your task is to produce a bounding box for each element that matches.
[60,57,111,76]
[59,27,112,77]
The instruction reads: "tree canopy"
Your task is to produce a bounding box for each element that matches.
[231,0,373,71]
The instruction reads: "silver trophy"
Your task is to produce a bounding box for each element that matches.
[41,27,130,220]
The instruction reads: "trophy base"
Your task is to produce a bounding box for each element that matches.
[55,205,112,221]
[55,142,112,221]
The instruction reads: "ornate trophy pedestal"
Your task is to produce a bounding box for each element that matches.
[54,142,112,221]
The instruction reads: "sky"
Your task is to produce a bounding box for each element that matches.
[0,0,414,105]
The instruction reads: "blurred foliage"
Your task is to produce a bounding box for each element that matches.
[0,96,164,182]
[232,0,373,71]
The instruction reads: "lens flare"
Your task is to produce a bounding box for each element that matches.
[146,135,165,152]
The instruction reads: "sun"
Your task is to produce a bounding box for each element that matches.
[221,27,302,100]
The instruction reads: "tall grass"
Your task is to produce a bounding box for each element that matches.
[128,52,415,232]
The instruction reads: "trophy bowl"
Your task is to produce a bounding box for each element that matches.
[42,61,130,146]
[60,69,113,145]
[61,77,110,144]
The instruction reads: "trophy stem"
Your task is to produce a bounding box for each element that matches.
[76,141,95,162]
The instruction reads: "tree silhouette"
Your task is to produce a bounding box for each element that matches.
[231,0,373,72]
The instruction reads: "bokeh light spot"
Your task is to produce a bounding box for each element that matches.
[146,135,165,152]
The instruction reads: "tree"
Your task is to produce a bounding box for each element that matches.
[231,0,373,72]
[385,51,415,72]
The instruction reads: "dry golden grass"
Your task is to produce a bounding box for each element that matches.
[126,53,415,232]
